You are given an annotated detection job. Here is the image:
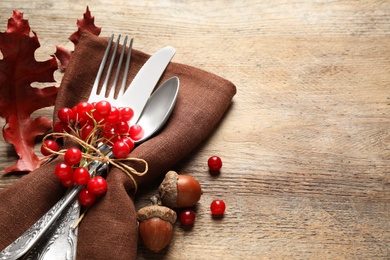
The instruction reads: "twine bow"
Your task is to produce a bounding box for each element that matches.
[42,131,148,193]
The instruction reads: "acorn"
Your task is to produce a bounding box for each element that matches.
[137,205,177,252]
[158,171,203,208]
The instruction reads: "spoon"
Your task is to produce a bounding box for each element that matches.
[0,76,180,260]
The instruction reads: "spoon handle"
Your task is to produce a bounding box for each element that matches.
[0,156,108,260]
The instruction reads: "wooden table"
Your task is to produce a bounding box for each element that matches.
[1,1,389,259]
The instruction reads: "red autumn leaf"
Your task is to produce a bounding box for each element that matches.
[54,46,72,71]
[0,10,58,172]
[55,6,101,70]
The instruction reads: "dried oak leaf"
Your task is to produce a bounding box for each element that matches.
[0,10,58,173]
[55,6,101,70]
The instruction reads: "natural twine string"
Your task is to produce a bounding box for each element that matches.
[42,131,148,194]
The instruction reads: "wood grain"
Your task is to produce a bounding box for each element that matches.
[1,0,389,259]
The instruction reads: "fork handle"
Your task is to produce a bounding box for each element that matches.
[0,185,83,260]
[0,159,107,260]
[20,199,81,260]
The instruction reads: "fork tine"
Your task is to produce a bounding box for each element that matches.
[118,38,133,98]
[89,34,132,103]
[101,34,121,98]
[90,34,114,100]
[107,35,129,100]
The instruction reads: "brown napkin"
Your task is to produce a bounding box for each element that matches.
[0,32,236,259]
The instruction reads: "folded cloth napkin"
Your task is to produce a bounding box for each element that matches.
[0,32,236,259]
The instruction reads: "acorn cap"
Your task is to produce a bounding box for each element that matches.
[158,171,179,208]
[137,205,177,225]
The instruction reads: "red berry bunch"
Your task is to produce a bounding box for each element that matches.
[47,145,107,206]
[54,100,143,159]
[41,100,143,207]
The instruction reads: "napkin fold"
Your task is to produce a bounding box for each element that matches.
[0,32,236,259]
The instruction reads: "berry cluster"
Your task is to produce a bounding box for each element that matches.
[40,139,109,206]
[53,148,108,206]
[53,100,143,158]
[41,100,142,206]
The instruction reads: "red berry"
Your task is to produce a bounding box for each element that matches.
[129,124,144,141]
[71,105,78,120]
[102,130,116,145]
[95,100,112,117]
[102,125,122,144]
[61,177,74,187]
[208,156,222,171]
[41,140,59,156]
[210,200,226,215]
[53,121,71,133]
[92,110,105,124]
[78,116,91,126]
[73,167,90,185]
[76,102,93,125]
[103,124,114,132]
[58,107,74,123]
[78,188,96,206]
[87,176,108,195]
[53,121,65,133]
[116,120,130,135]
[77,102,93,117]
[122,137,135,152]
[80,124,94,141]
[54,162,73,180]
[111,133,122,144]
[105,107,120,124]
[119,107,134,121]
[179,210,196,226]
[64,147,82,165]
[112,141,130,158]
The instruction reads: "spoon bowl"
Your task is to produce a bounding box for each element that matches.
[136,76,180,143]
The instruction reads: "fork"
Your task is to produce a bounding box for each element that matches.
[0,34,133,260]
[24,34,134,260]
[89,34,133,103]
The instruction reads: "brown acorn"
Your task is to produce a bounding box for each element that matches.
[137,205,177,252]
[158,171,203,208]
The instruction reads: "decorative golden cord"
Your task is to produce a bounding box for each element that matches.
[42,131,148,193]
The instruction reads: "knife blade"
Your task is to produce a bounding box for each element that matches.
[124,46,175,124]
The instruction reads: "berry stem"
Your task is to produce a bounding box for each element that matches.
[71,206,90,231]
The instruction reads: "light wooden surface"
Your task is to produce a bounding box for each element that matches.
[1,1,390,259]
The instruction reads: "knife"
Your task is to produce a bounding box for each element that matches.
[125,46,176,124]
[20,46,176,260]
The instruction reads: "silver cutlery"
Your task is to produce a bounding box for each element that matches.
[122,45,175,125]
[0,33,177,260]
[20,33,131,260]
[22,76,179,260]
